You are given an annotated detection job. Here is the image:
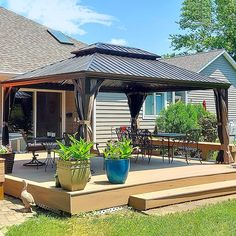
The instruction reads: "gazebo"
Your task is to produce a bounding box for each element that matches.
[1,43,233,163]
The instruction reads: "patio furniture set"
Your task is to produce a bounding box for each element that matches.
[19,132,67,171]
[115,127,202,164]
[13,125,202,175]
[20,132,101,172]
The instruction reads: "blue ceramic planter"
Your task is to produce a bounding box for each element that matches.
[105,159,130,184]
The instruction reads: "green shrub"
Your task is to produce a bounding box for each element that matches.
[199,113,218,142]
[156,102,217,142]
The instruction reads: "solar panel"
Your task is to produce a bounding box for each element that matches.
[47,29,74,45]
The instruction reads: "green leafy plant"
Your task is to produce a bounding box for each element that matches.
[55,135,93,161]
[104,139,133,159]
[0,145,12,154]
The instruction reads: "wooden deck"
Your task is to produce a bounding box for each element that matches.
[3,153,236,214]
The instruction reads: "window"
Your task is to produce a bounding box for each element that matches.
[47,29,74,45]
[175,91,186,103]
[144,93,165,118]
[167,92,174,105]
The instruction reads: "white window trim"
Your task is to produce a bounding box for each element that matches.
[20,88,66,137]
[143,92,167,120]
[185,91,188,104]
[142,91,188,120]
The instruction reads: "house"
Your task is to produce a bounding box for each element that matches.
[0,7,85,148]
[162,50,236,121]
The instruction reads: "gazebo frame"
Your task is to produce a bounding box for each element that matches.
[1,43,233,163]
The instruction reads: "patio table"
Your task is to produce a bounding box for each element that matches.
[23,137,59,169]
[42,141,59,171]
[152,133,186,163]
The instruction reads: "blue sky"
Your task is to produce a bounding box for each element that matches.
[0,0,183,55]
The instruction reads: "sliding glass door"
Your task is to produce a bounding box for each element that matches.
[9,91,33,136]
[36,92,62,137]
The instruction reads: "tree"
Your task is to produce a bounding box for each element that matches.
[170,0,236,59]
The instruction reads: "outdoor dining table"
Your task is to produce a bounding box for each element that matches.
[42,141,59,171]
[152,132,186,163]
[23,137,60,170]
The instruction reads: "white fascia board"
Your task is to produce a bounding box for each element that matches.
[198,51,225,73]
[198,50,236,73]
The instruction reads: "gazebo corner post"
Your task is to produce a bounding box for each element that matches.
[214,88,233,164]
[2,87,18,146]
[73,77,103,142]
[125,92,147,132]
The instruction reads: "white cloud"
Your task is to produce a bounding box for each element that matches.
[110,38,127,46]
[5,0,114,35]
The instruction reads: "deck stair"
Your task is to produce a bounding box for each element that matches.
[129,180,236,211]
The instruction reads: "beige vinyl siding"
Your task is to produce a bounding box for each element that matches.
[188,89,215,113]
[188,55,236,121]
[96,92,155,147]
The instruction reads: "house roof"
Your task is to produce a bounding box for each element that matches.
[3,43,230,91]
[161,49,227,72]
[0,7,86,74]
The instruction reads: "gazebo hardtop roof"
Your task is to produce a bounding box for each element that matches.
[1,43,230,92]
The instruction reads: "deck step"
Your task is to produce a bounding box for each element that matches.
[129,180,236,211]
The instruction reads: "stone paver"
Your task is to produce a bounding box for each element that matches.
[144,194,236,216]
[0,195,36,235]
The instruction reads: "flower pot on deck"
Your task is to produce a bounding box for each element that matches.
[0,153,15,174]
[57,159,91,191]
[105,159,130,184]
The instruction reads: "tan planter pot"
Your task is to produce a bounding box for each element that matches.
[57,159,91,191]
[0,153,15,174]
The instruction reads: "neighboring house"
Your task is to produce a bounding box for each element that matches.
[162,50,236,121]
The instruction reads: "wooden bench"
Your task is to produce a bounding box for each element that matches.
[0,158,4,200]
[152,139,236,160]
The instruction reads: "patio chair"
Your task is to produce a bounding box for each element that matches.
[115,127,130,141]
[135,129,160,164]
[152,126,171,163]
[19,130,46,168]
[178,129,202,164]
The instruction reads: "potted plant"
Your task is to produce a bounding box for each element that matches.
[56,135,93,191]
[104,139,133,184]
[0,145,15,174]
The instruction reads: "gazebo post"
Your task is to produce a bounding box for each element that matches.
[2,87,18,146]
[214,88,233,164]
[73,78,103,141]
[126,92,147,131]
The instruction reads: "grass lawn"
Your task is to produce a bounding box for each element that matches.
[6,199,236,236]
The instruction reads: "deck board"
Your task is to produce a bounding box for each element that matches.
[4,153,236,214]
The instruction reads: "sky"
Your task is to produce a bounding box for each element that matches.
[0,0,183,55]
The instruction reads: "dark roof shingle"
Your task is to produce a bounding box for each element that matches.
[0,7,86,74]
[161,49,225,72]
